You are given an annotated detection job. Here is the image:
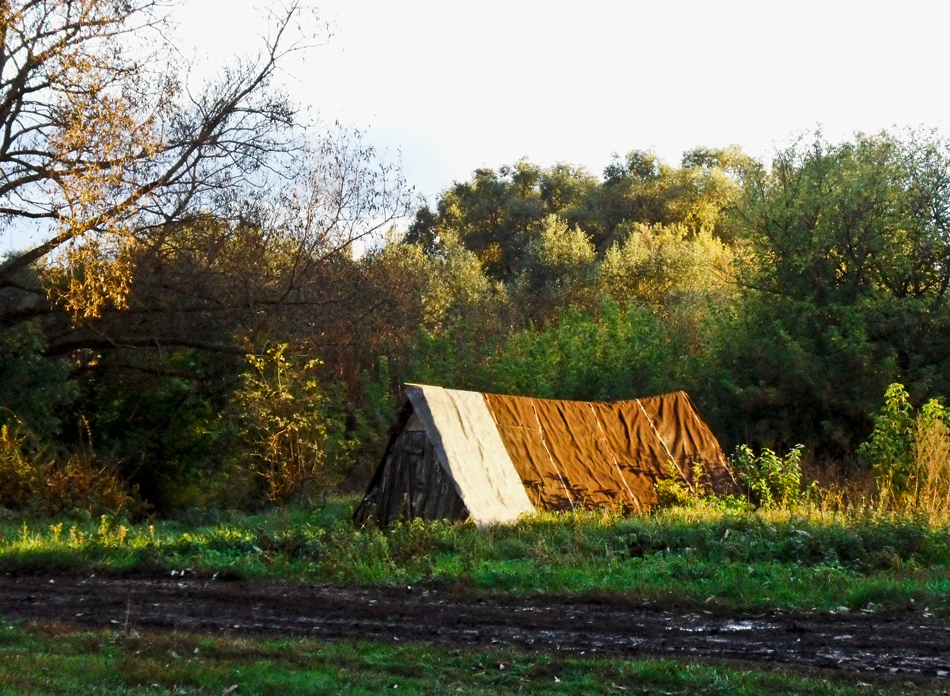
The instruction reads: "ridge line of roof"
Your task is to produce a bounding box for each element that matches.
[403,383,690,405]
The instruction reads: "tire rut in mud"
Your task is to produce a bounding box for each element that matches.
[1,575,949,682]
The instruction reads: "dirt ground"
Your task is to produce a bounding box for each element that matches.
[1,574,949,683]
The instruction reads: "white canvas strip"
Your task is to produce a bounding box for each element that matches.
[405,385,535,526]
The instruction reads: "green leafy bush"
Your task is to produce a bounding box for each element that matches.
[858,383,915,498]
[653,469,696,508]
[653,461,753,513]
[731,444,804,508]
[0,322,77,440]
[75,348,242,513]
[490,302,678,402]
[349,357,399,487]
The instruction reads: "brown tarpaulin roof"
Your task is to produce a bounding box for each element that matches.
[483,390,734,511]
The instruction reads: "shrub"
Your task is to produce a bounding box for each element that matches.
[653,468,696,508]
[490,302,678,402]
[730,444,804,508]
[233,345,352,505]
[858,383,915,502]
[0,322,77,440]
[350,357,398,487]
[652,461,752,513]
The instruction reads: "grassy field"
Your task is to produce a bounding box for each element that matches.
[0,621,928,696]
[2,499,950,614]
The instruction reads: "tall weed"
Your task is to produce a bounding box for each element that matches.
[860,383,950,517]
[912,400,950,518]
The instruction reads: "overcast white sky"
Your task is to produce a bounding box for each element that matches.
[173,0,949,203]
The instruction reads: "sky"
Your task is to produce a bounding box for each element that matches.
[172,0,950,205]
[3,0,947,255]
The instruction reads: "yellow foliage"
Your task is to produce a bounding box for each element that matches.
[234,345,341,505]
[911,404,950,518]
[0,0,311,318]
[599,223,734,308]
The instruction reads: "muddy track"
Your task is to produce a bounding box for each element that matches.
[1,575,949,682]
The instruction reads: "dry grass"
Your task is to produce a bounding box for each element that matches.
[912,410,950,519]
[0,422,140,517]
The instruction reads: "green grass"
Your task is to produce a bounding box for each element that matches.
[0,621,924,695]
[3,500,950,614]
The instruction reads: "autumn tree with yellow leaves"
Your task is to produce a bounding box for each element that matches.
[0,0,315,317]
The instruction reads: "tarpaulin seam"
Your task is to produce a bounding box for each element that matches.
[529,397,575,510]
[636,398,694,493]
[587,402,642,512]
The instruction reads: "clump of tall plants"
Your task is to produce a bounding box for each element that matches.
[859,383,950,517]
[0,419,140,517]
[654,444,805,512]
[731,444,805,509]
